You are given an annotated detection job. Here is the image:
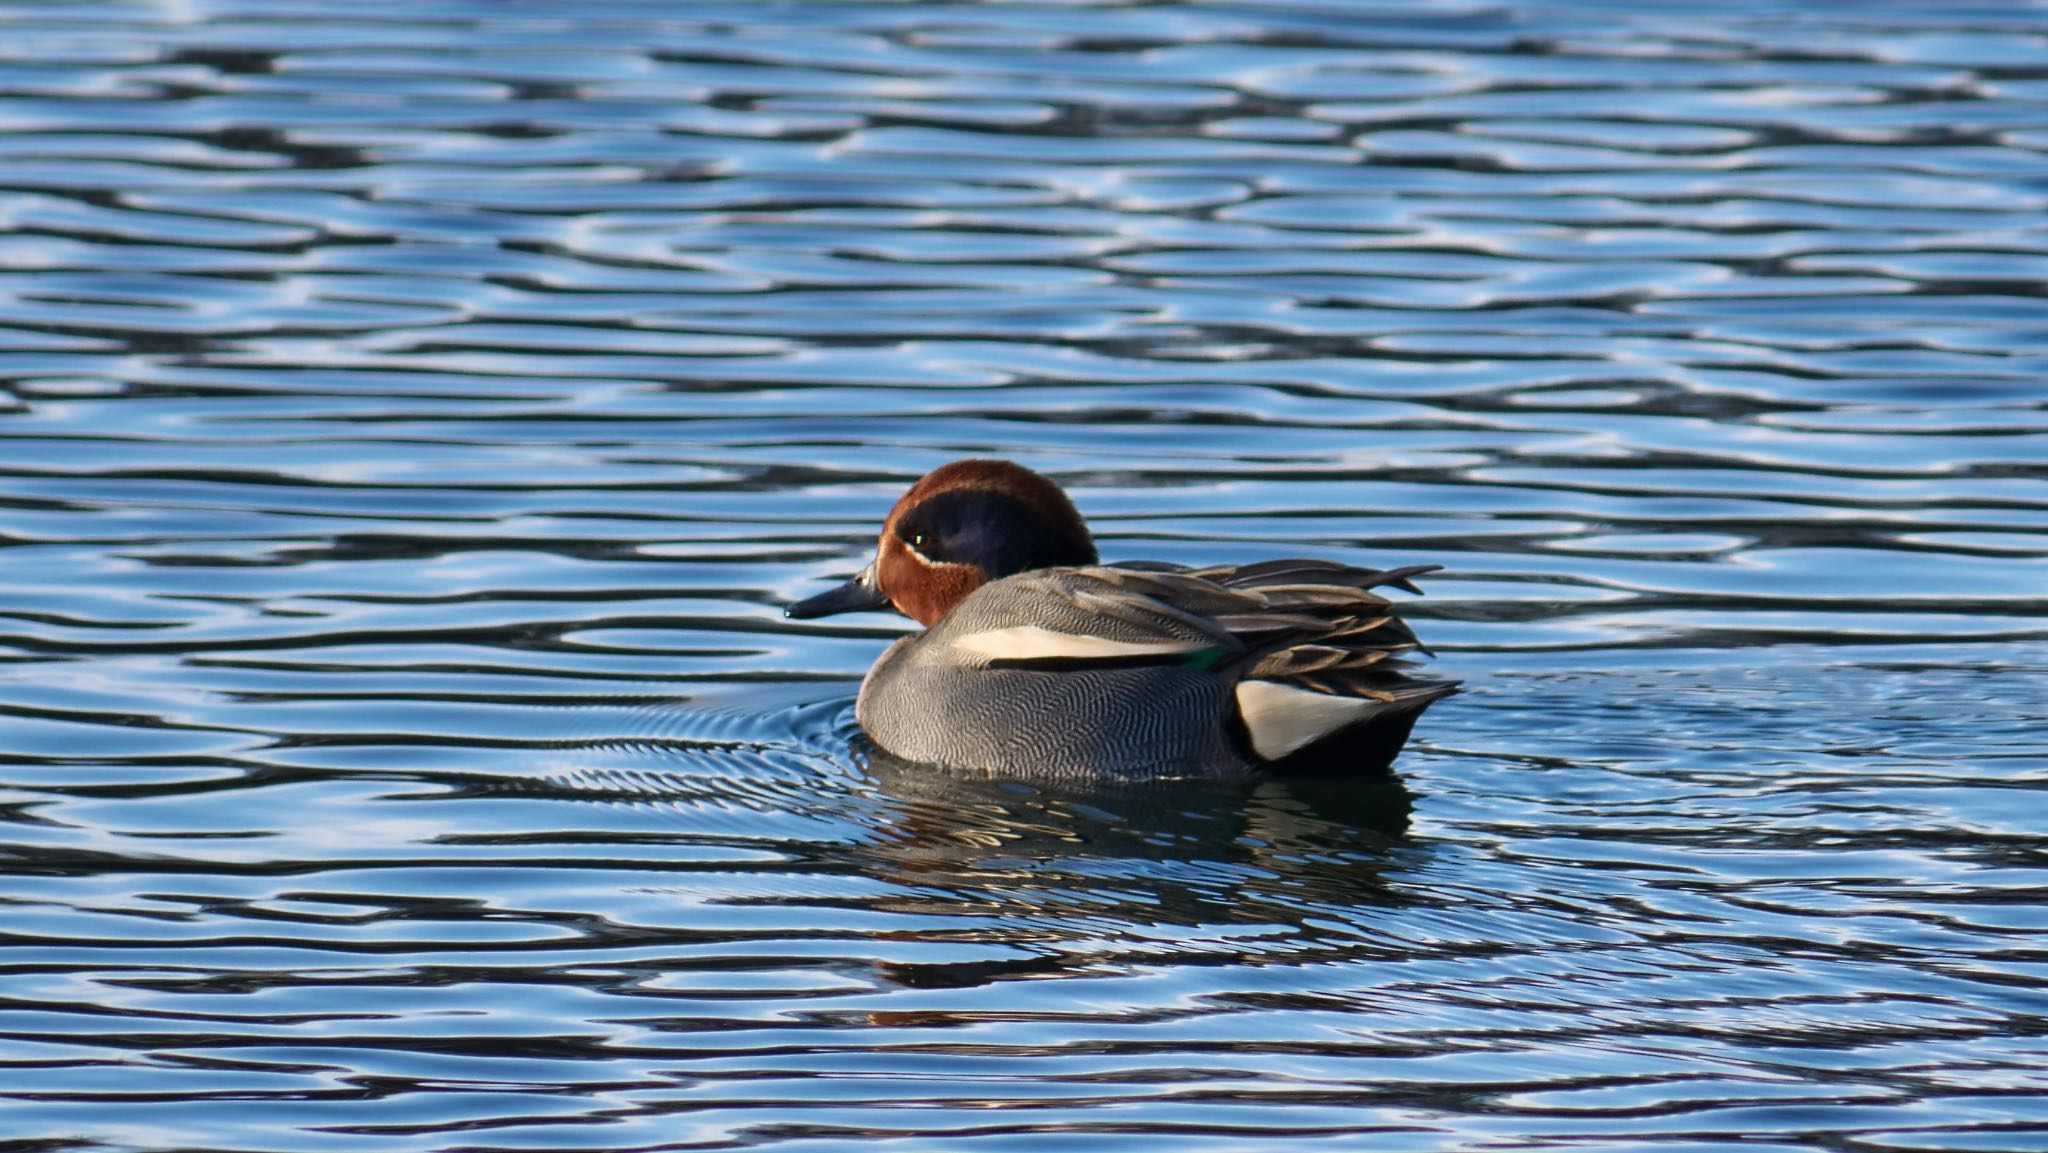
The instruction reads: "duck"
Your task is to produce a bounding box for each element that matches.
[787,459,1455,778]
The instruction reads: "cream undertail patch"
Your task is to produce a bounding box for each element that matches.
[1233,678,1387,761]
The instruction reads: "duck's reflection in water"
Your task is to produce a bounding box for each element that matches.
[848,741,1424,992]
[530,702,1428,991]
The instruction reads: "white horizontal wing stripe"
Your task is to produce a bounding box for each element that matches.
[951,625,1211,665]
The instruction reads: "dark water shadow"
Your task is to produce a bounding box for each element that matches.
[856,738,1415,863]
[839,738,1426,988]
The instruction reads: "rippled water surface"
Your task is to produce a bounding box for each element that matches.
[4,0,2048,1149]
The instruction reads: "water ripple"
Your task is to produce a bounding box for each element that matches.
[2,1,2047,1150]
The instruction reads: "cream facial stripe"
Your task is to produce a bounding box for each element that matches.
[899,534,953,568]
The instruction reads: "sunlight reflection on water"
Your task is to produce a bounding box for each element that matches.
[1,0,2046,1149]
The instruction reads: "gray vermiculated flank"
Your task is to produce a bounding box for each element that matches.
[857,570,1252,776]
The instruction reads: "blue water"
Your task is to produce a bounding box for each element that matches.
[2,1,2047,1149]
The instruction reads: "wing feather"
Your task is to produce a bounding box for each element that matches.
[944,559,1454,706]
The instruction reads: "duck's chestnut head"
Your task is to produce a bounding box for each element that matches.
[787,459,1097,627]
